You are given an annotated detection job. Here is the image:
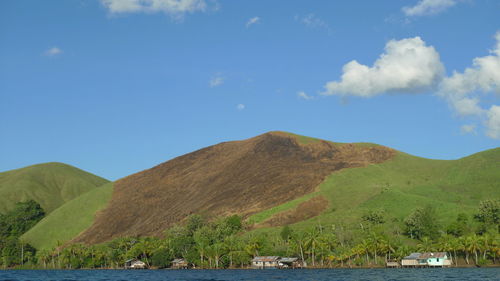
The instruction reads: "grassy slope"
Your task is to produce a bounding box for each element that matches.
[0,162,109,214]
[21,182,114,250]
[249,147,500,235]
[19,134,499,249]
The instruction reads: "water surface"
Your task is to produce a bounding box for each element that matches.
[0,268,499,281]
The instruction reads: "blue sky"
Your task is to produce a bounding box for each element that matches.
[1,0,499,180]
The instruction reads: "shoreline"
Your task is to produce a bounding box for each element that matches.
[3,265,499,270]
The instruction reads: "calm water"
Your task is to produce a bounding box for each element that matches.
[0,268,499,281]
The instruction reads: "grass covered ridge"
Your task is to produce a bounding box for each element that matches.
[250,147,500,234]
[0,162,109,214]
[21,182,114,250]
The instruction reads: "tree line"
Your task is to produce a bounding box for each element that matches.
[0,199,499,269]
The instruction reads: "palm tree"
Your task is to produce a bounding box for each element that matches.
[211,243,225,268]
[291,232,307,263]
[490,235,499,264]
[245,235,262,258]
[480,234,491,260]
[437,235,453,262]
[393,244,411,261]
[458,236,469,265]
[379,238,395,262]
[305,229,320,267]
[358,239,371,265]
[224,235,242,268]
[36,249,51,269]
[366,232,383,265]
[417,237,434,253]
[465,234,481,265]
[448,237,461,266]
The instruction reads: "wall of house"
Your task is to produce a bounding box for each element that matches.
[401,260,418,266]
[427,257,447,266]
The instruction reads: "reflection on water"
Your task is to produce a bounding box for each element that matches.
[0,268,499,281]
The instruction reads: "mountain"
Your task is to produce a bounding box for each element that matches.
[73,131,395,244]
[0,162,109,214]
[20,132,500,250]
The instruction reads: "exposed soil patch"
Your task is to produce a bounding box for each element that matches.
[74,131,395,244]
[258,196,330,228]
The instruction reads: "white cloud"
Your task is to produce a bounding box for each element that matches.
[44,47,62,56]
[322,37,444,97]
[100,0,207,18]
[439,32,500,116]
[486,105,500,139]
[209,74,224,87]
[403,0,457,17]
[438,31,500,124]
[319,31,500,140]
[297,91,313,100]
[246,16,260,28]
[460,124,477,135]
[448,97,485,116]
[296,14,330,31]
[236,104,245,111]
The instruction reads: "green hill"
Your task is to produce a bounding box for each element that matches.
[17,134,500,251]
[21,182,114,250]
[249,147,500,236]
[0,162,109,214]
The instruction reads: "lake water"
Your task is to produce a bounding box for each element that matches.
[0,268,499,281]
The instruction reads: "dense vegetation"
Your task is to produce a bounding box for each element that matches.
[0,200,45,268]
[2,200,498,269]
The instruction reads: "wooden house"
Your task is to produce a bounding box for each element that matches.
[251,256,280,269]
[401,253,421,267]
[278,257,306,269]
[171,258,189,269]
[417,252,452,267]
[124,259,147,269]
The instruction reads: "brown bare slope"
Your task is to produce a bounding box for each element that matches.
[75,132,395,244]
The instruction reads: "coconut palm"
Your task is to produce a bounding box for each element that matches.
[417,237,434,252]
[305,229,321,267]
[366,232,384,265]
[291,232,307,262]
[224,235,243,268]
[480,234,492,260]
[465,234,482,265]
[437,234,454,264]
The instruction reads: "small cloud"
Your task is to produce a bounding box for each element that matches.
[246,16,260,28]
[100,0,209,20]
[209,74,224,87]
[236,104,245,111]
[297,91,314,100]
[44,47,62,57]
[402,0,457,17]
[295,13,331,32]
[486,105,500,139]
[460,124,477,135]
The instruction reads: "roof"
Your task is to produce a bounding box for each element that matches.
[279,257,298,263]
[252,256,280,262]
[418,252,447,259]
[403,253,421,260]
[172,258,187,263]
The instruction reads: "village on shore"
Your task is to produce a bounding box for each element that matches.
[126,252,455,269]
